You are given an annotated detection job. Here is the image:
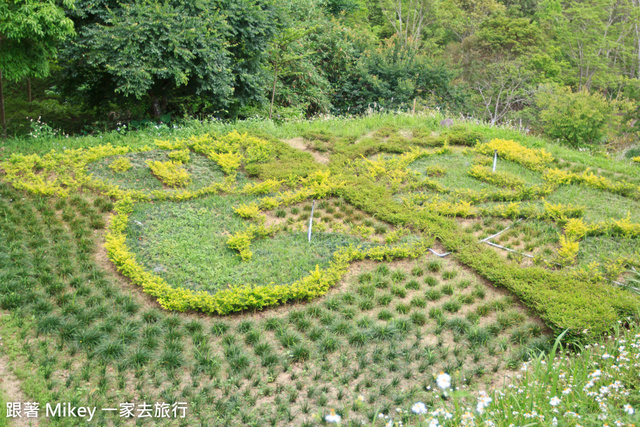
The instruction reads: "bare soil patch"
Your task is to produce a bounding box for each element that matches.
[0,321,40,427]
[282,137,330,164]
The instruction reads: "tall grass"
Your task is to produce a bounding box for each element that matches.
[0,110,537,156]
[369,322,640,426]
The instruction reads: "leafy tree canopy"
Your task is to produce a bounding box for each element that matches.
[0,0,75,81]
[60,0,275,118]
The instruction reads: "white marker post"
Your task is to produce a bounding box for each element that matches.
[308,200,315,243]
[492,149,498,172]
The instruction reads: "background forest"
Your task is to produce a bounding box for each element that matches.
[1,0,640,148]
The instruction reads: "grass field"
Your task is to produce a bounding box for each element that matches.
[126,194,367,293]
[0,112,639,426]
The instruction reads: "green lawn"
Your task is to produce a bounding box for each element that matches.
[545,184,640,223]
[409,151,545,194]
[126,194,365,293]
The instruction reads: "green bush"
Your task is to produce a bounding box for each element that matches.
[535,86,616,147]
[444,125,484,146]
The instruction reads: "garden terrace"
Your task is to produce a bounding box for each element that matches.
[0,181,550,425]
[1,114,639,426]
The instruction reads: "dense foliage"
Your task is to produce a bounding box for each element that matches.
[1,0,640,147]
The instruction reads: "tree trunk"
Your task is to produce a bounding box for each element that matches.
[0,70,6,139]
[27,78,32,102]
[151,96,162,120]
[637,22,640,79]
[269,67,278,120]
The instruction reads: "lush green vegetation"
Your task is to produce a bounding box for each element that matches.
[2,0,640,155]
[1,114,639,425]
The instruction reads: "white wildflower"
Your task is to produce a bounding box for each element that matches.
[412,402,428,415]
[325,409,341,424]
[436,372,451,390]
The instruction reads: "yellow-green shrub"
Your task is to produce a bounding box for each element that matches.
[476,139,553,171]
[227,228,255,261]
[353,224,375,239]
[299,170,346,198]
[242,179,282,195]
[468,164,527,189]
[557,235,579,265]
[227,225,278,260]
[109,157,132,172]
[233,203,262,219]
[544,201,585,220]
[189,130,275,168]
[543,168,573,185]
[425,165,446,177]
[209,152,243,175]
[155,138,188,150]
[420,198,478,218]
[585,215,640,239]
[168,149,190,163]
[609,216,640,237]
[383,228,408,244]
[3,144,130,197]
[146,160,191,187]
[544,168,639,199]
[258,196,280,210]
[564,218,589,240]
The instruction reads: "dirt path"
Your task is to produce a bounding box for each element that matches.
[282,137,330,164]
[0,325,39,427]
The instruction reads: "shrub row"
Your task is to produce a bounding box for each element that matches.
[467,164,527,189]
[3,144,131,196]
[565,216,640,239]
[544,168,640,200]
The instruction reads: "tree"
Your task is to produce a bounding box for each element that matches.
[333,37,461,114]
[60,0,233,120]
[469,60,534,125]
[627,0,640,79]
[543,0,635,92]
[267,28,314,119]
[460,16,542,125]
[437,0,505,42]
[0,0,74,138]
[378,0,435,49]
[211,0,277,116]
[536,85,617,146]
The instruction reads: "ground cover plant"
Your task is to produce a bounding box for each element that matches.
[1,113,639,426]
